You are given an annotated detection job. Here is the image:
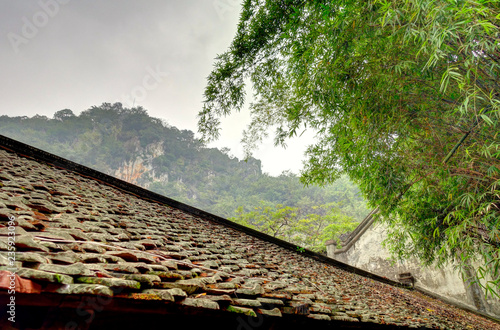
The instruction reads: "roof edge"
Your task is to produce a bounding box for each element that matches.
[0,134,408,289]
[415,287,500,324]
[0,292,408,329]
[330,207,379,255]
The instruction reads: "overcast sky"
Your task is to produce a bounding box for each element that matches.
[0,0,313,176]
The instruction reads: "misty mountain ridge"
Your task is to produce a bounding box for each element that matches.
[0,103,368,221]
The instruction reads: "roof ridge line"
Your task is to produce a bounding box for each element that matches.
[333,208,378,255]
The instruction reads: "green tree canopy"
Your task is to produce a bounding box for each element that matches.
[231,201,358,253]
[199,0,500,295]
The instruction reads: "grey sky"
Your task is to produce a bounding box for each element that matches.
[0,0,313,176]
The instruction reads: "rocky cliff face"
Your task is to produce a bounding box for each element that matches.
[112,139,166,187]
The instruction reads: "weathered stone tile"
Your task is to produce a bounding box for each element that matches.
[233,298,262,308]
[138,289,174,301]
[236,284,265,296]
[165,288,187,300]
[55,229,92,241]
[26,200,64,214]
[29,192,49,200]
[135,239,159,249]
[262,292,293,300]
[39,240,68,252]
[84,264,112,277]
[0,254,10,266]
[0,239,10,251]
[0,226,28,236]
[46,251,80,264]
[133,252,158,264]
[13,252,50,264]
[205,287,236,295]
[1,186,29,195]
[147,271,184,281]
[103,263,140,274]
[80,243,106,254]
[257,297,285,306]
[226,305,257,317]
[200,294,233,304]
[125,262,152,273]
[33,231,75,241]
[122,274,161,286]
[162,244,182,252]
[115,233,130,241]
[310,303,336,314]
[17,268,73,284]
[75,276,140,290]
[78,254,107,264]
[87,232,119,242]
[15,235,50,252]
[256,308,282,317]
[210,282,236,290]
[194,260,219,269]
[147,264,169,272]
[105,251,139,262]
[80,223,106,233]
[156,278,205,295]
[14,217,38,230]
[0,171,15,181]
[308,314,331,321]
[58,242,84,252]
[229,276,244,284]
[181,298,219,310]
[53,283,113,296]
[38,262,94,276]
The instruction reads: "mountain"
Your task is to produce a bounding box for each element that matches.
[0,103,369,223]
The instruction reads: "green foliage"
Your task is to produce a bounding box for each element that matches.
[231,201,358,253]
[199,0,500,295]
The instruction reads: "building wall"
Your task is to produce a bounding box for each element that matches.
[327,221,500,319]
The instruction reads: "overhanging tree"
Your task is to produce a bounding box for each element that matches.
[199,0,500,295]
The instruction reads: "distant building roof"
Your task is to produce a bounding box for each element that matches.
[0,134,498,329]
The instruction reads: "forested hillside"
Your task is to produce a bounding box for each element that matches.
[0,103,368,252]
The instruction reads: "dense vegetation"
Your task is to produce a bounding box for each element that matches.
[199,0,500,295]
[0,103,368,252]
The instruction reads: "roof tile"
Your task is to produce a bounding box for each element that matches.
[13,252,50,264]
[158,278,205,295]
[181,297,219,310]
[139,289,175,301]
[226,305,257,317]
[15,235,50,252]
[164,288,187,300]
[122,274,161,286]
[38,262,95,276]
[53,283,114,296]
[233,298,262,307]
[75,276,141,289]
[17,268,73,284]
[256,307,282,317]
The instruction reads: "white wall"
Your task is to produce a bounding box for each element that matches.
[327,222,500,319]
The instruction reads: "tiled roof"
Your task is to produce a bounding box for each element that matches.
[0,135,499,329]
